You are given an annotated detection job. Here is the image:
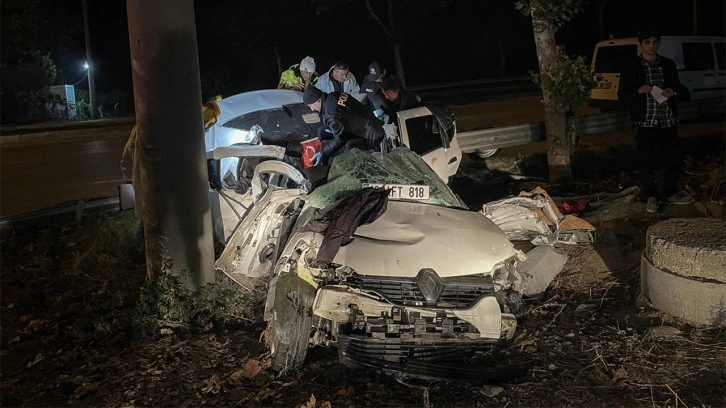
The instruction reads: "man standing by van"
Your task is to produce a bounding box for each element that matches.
[618,26,693,213]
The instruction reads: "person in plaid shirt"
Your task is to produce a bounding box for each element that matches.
[618,26,693,213]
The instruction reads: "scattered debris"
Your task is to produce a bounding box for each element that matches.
[481,186,596,246]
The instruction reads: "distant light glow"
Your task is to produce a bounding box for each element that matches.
[83,62,90,70]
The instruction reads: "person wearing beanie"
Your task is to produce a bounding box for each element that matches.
[618,25,693,213]
[277,56,319,91]
[303,87,385,166]
[315,60,360,94]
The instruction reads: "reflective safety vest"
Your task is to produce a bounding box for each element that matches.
[277,64,319,90]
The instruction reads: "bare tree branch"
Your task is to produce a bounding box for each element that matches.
[364,0,394,40]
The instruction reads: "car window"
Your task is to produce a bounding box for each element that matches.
[427,103,455,146]
[714,42,725,71]
[404,115,442,156]
[682,42,715,71]
[222,108,298,145]
[593,45,638,72]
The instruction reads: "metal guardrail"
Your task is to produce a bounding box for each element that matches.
[457,97,725,153]
[409,76,534,91]
[0,117,135,137]
[458,123,545,152]
[410,76,540,102]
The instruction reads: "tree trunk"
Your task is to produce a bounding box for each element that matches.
[126,0,215,291]
[392,42,406,88]
[273,45,282,79]
[497,27,507,77]
[529,0,572,183]
[597,0,608,40]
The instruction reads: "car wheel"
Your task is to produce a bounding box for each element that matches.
[476,149,500,159]
[466,148,500,162]
[266,270,316,374]
[464,125,499,160]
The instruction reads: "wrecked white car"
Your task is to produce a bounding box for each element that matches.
[203,90,463,245]
[204,89,462,191]
[214,147,568,381]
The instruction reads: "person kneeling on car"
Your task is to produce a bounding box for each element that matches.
[303,86,386,166]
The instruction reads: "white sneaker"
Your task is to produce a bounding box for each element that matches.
[646,196,658,213]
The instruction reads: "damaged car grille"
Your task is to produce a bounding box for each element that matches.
[346,273,495,308]
[334,304,520,382]
[338,334,498,362]
[336,333,529,382]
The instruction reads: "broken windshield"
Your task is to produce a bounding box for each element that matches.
[305,147,463,209]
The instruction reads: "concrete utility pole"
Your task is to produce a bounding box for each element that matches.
[126,0,215,291]
[82,0,97,119]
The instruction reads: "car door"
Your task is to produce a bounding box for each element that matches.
[396,106,461,182]
[678,40,720,100]
[214,186,304,288]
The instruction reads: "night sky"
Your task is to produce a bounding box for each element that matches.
[37,0,726,107]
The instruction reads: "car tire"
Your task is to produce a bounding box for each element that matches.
[267,270,316,374]
[465,125,499,160]
[475,149,500,159]
[467,149,500,162]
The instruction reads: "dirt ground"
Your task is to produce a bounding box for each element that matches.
[1,128,724,407]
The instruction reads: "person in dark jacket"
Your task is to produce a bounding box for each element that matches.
[361,61,386,95]
[303,87,385,166]
[367,76,422,124]
[617,26,693,213]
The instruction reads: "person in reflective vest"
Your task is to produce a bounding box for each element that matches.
[278,56,319,91]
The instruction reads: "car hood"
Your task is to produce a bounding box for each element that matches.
[332,200,518,278]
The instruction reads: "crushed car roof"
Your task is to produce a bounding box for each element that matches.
[215,89,304,125]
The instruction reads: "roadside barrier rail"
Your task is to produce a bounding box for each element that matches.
[457,96,725,153]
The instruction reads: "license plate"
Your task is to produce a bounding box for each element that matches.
[365,183,430,200]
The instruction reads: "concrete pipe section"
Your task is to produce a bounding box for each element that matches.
[641,218,726,327]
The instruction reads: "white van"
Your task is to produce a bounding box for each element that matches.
[589,36,726,110]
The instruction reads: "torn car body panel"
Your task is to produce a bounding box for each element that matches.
[214,187,303,289]
[480,186,596,246]
[209,145,308,245]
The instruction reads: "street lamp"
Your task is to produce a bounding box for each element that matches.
[83,60,97,119]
